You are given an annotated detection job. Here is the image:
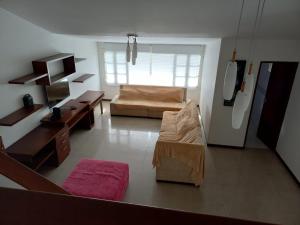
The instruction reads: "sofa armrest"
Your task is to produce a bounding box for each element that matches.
[153,140,205,182]
[110,94,120,104]
[153,140,205,168]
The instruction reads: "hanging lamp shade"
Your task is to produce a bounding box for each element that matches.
[132,56,136,65]
[232,90,246,129]
[242,73,255,111]
[223,0,245,100]
[231,0,265,129]
[126,39,131,63]
[132,37,137,65]
[223,58,238,100]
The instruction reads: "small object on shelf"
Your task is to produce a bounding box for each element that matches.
[23,94,34,107]
[51,107,61,121]
[0,104,43,126]
[72,74,95,83]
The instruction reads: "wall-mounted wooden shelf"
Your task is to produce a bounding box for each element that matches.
[72,74,95,83]
[8,73,48,84]
[75,58,86,63]
[50,71,74,83]
[8,53,76,86]
[34,53,76,85]
[35,53,74,63]
[0,104,44,126]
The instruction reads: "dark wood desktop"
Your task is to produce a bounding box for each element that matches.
[77,90,104,114]
[41,100,92,129]
[6,91,104,170]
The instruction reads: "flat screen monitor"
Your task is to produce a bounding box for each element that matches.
[44,80,70,108]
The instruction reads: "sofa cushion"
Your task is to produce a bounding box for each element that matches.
[159,111,179,141]
[160,111,177,132]
[177,116,198,135]
[180,126,203,144]
[176,100,197,122]
[176,106,191,122]
[119,85,185,103]
[112,99,184,111]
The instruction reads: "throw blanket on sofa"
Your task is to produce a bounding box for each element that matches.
[110,85,186,118]
[152,101,206,185]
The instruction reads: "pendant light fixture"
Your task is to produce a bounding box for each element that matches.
[126,33,138,65]
[126,36,131,63]
[232,0,266,129]
[232,90,246,129]
[132,36,137,65]
[243,0,266,110]
[223,0,245,100]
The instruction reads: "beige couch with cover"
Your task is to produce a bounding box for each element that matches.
[110,85,186,118]
[152,101,206,186]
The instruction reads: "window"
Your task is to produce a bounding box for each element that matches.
[104,51,128,84]
[101,43,203,88]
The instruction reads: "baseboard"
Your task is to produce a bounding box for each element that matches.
[207,143,245,150]
[273,151,300,185]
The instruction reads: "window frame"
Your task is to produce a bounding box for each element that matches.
[101,43,204,89]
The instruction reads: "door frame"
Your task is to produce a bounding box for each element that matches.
[243,61,298,148]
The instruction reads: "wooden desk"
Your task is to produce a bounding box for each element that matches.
[6,90,105,170]
[76,90,104,114]
[6,125,70,170]
[41,100,92,129]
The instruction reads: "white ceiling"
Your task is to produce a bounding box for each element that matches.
[1,0,300,39]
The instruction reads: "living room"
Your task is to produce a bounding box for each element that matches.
[0,1,300,225]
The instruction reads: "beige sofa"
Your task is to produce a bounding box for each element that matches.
[152,101,206,186]
[110,85,186,118]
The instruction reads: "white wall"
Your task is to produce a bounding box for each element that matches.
[0,8,100,147]
[199,39,221,137]
[277,64,300,181]
[53,34,100,99]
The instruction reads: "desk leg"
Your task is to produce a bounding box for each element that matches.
[100,100,103,114]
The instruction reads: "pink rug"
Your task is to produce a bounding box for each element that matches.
[63,159,129,201]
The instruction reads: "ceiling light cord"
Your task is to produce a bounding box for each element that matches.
[252,0,266,59]
[249,0,265,66]
[234,0,245,50]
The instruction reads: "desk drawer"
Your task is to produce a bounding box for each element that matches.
[56,144,70,164]
[56,127,69,141]
[55,128,70,164]
[56,136,68,147]
[56,142,70,164]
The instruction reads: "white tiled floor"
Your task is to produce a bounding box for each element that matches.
[1,102,300,225]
